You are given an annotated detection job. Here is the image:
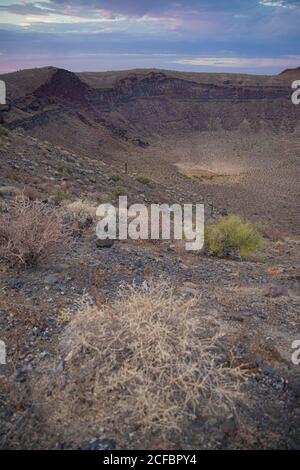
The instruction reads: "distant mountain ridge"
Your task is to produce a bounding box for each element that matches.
[0,66,299,159]
[279,66,300,78]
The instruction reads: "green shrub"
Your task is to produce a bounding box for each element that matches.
[205,215,266,259]
[137,175,151,184]
[98,194,111,204]
[0,126,10,137]
[52,161,74,177]
[111,173,122,183]
[50,190,71,204]
[111,186,126,198]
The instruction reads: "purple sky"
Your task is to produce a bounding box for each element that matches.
[0,0,300,74]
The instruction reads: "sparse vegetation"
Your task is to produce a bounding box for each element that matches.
[137,175,151,184]
[50,189,71,204]
[44,279,244,440]
[205,215,266,259]
[64,199,97,217]
[0,197,71,268]
[111,172,123,183]
[52,160,74,177]
[0,126,10,137]
[22,185,41,201]
[111,186,127,198]
[98,194,111,204]
[2,167,20,181]
[61,199,96,235]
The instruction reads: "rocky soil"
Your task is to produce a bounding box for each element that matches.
[0,130,299,449]
[0,223,299,449]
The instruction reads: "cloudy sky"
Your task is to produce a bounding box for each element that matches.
[0,0,299,74]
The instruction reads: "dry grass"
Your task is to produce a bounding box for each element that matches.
[63,199,97,217]
[0,196,72,267]
[42,279,245,441]
[22,185,41,201]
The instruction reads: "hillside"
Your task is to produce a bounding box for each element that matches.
[279,66,300,80]
[1,66,299,233]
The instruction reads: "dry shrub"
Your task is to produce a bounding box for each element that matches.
[43,279,245,440]
[63,199,97,218]
[2,166,20,181]
[0,197,71,267]
[22,185,41,201]
[61,199,97,236]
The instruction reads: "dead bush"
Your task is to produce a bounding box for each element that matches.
[0,197,72,267]
[63,199,97,218]
[41,279,245,441]
[61,199,97,235]
[22,185,41,201]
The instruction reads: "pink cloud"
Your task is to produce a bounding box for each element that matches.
[161,9,222,35]
[95,9,116,20]
[166,22,182,32]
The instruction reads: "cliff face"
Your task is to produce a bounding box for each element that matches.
[86,70,290,109]
[35,68,88,103]
[84,70,297,136]
[1,67,299,147]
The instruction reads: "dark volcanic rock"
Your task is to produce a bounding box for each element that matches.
[96,238,114,248]
[81,438,116,450]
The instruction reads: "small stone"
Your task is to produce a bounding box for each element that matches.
[179,287,199,297]
[78,215,93,230]
[44,274,59,286]
[212,431,225,442]
[39,351,49,358]
[7,278,24,291]
[287,375,300,398]
[133,276,144,286]
[260,364,279,378]
[293,408,300,417]
[264,283,289,298]
[288,277,300,299]
[178,282,200,297]
[167,244,175,251]
[221,415,237,434]
[191,416,205,431]
[81,438,116,450]
[227,312,246,322]
[96,238,114,248]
